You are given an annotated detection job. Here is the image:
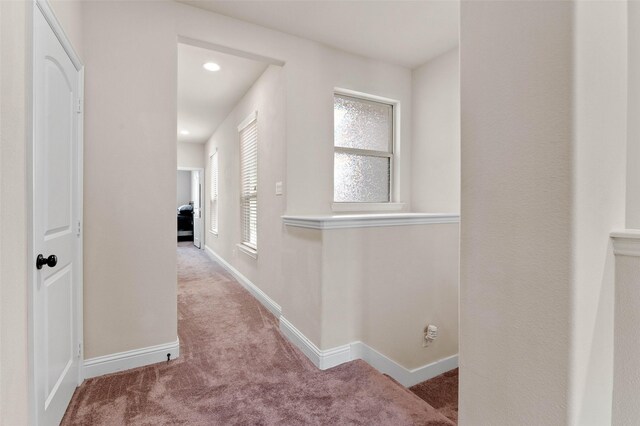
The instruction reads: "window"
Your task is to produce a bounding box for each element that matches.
[334,93,394,203]
[239,113,258,254]
[210,151,218,234]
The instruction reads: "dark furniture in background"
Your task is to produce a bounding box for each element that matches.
[177,204,193,242]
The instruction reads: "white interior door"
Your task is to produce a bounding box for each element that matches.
[192,170,202,248]
[33,5,82,425]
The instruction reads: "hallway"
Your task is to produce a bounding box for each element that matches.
[62,243,454,425]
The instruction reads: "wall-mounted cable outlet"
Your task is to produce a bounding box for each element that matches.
[423,324,438,347]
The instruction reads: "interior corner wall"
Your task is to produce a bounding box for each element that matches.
[0,1,30,424]
[411,47,460,214]
[572,1,627,424]
[321,224,459,369]
[626,0,640,229]
[177,142,204,169]
[460,2,574,424]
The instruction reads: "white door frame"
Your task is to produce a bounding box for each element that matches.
[28,0,84,423]
[177,167,205,249]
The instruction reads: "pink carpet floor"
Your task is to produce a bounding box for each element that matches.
[62,243,456,425]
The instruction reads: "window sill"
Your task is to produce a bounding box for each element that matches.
[282,213,460,230]
[611,229,640,257]
[237,243,258,259]
[332,202,405,213]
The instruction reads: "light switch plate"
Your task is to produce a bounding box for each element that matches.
[275,181,283,196]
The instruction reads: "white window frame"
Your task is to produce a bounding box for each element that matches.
[237,111,258,258]
[332,88,404,212]
[209,149,218,236]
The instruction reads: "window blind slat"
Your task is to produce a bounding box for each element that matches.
[210,151,218,233]
[239,117,258,250]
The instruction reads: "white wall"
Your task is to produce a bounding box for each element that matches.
[204,64,286,317]
[412,47,460,214]
[177,171,191,208]
[627,1,640,228]
[321,224,459,368]
[0,2,30,424]
[572,1,627,423]
[461,1,628,425]
[82,1,178,358]
[460,2,574,424]
[613,254,640,425]
[177,142,204,169]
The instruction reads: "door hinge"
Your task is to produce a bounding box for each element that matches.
[76,220,81,237]
[76,97,83,114]
[77,342,82,358]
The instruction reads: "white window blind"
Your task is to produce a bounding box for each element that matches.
[239,115,258,251]
[210,151,218,234]
[333,93,394,203]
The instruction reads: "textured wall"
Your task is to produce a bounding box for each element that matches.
[412,47,460,214]
[460,2,574,424]
[0,2,30,423]
[613,254,640,425]
[177,143,204,170]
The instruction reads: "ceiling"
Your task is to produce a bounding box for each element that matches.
[177,0,460,69]
[177,43,268,144]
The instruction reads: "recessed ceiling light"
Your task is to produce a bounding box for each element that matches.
[203,62,221,72]
[180,130,190,135]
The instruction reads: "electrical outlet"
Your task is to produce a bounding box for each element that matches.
[423,324,438,347]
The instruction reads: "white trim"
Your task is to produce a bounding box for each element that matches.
[350,342,458,387]
[237,242,258,259]
[282,213,460,230]
[35,0,82,71]
[83,339,180,379]
[611,229,640,256]
[278,316,457,387]
[334,87,399,107]
[237,111,257,132]
[279,317,351,370]
[199,248,457,387]
[332,202,405,213]
[29,3,85,424]
[204,245,280,316]
[334,87,402,203]
[177,36,285,67]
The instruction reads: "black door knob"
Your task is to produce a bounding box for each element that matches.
[36,254,57,270]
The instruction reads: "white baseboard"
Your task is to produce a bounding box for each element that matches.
[83,338,180,379]
[204,245,281,317]
[350,342,458,387]
[201,246,457,388]
[279,315,457,387]
[279,317,351,370]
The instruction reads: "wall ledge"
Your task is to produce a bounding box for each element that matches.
[282,213,460,230]
[611,229,640,257]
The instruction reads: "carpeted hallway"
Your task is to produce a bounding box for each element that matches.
[62,242,457,425]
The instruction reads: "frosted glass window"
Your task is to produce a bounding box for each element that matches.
[333,93,394,203]
[334,95,392,152]
[334,152,390,202]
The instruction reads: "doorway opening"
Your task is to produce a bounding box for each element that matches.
[176,168,204,248]
[175,40,275,258]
